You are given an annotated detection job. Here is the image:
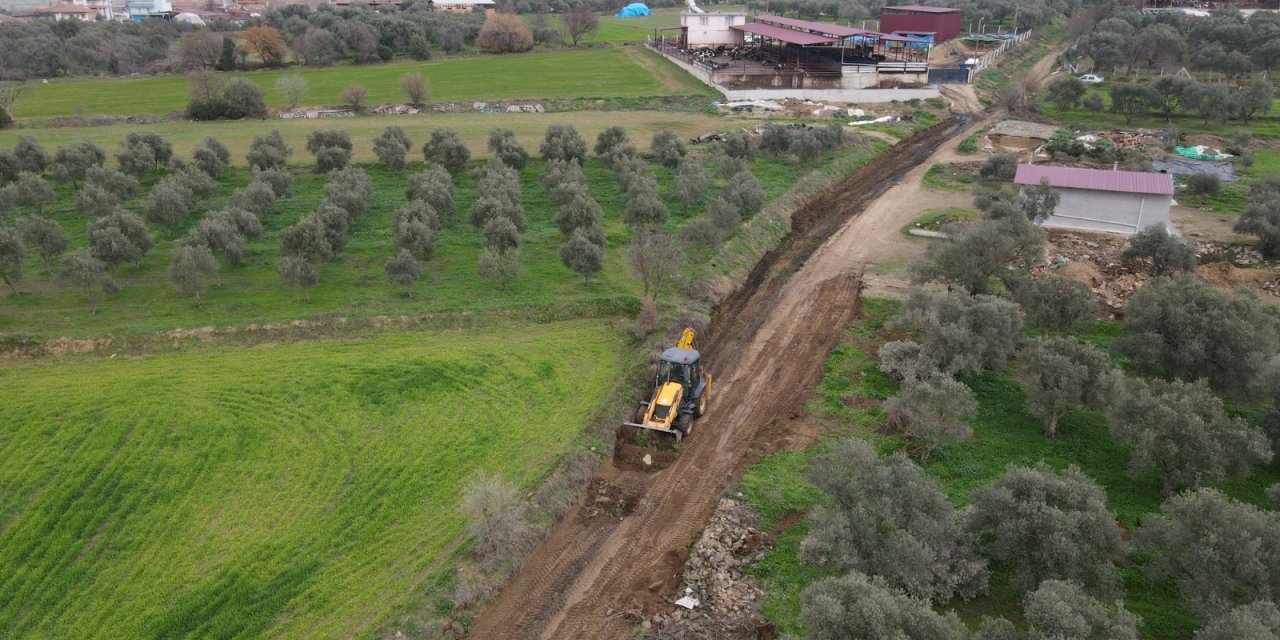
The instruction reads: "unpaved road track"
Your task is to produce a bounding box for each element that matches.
[471,117,973,640]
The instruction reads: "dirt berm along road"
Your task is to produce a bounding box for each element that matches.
[470,114,977,640]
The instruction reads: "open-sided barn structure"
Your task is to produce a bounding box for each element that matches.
[649,13,937,101]
[1015,164,1174,235]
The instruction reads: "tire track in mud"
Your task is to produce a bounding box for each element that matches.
[470,116,972,640]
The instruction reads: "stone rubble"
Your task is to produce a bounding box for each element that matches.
[640,498,777,640]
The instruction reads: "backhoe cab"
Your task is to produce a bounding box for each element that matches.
[624,328,712,442]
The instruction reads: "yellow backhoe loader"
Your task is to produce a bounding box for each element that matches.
[623,328,712,442]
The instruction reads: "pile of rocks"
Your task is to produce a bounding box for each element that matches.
[641,499,775,640]
[1036,230,1148,315]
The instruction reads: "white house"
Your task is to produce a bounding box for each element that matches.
[33,0,105,21]
[681,11,747,47]
[1014,164,1174,235]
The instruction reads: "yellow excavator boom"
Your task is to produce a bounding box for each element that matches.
[676,328,695,350]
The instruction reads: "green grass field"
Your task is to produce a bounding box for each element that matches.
[1034,95,1280,140]
[0,111,736,167]
[740,299,1280,639]
[0,319,625,639]
[9,47,713,121]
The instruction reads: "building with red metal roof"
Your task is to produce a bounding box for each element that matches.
[1014,164,1174,235]
[879,5,963,42]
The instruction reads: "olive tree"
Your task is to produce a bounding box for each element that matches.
[9,172,53,215]
[230,180,277,219]
[169,244,219,305]
[912,215,1045,294]
[886,285,1024,376]
[0,226,24,294]
[469,158,524,231]
[669,156,710,213]
[1234,177,1280,259]
[1196,601,1280,640]
[650,129,686,169]
[487,128,528,170]
[539,124,587,165]
[305,129,353,173]
[75,183,120,220]
[721,170,765,218]
[185,217,244,266]
[384,249,422,297]
[802,439,987,602]
[1108,377,1271,496]
[965,464,1123,596]
[542,158,587,205]
[14,136,49,174]
[277,255,319,299]
[422,128,470,176]
[553,186,603,238]
[373,126,412,173]
[1045,75,1087,116]
[1120,276,1280,396]
[1023,580,1139,640]
[883,371,978,462]
[143,178,197,234]
[251,168,292,198]
[192,136,230,178]
[594,126,629,159]
[115,132,172,177]
[559,227,604,285]
[1020,336,1118,438]
[1020,177,1060,223]
[57,249,108,313]
[1137,489,1280,620]
[88,211,152,274]
[211,207,263,241]
[246,131,291,171]
[477,245,521,290]
[279,216,333,264]
[17,216,67,274]
[1123,225,1197,275]
[623,178,668,229]
[406,164,455,223]
[53,141,106,187]
[801,572,968,640]
[1010,274,1096,333]
[980,154,1018,180]
[394,201,439,261]
[323,167,373,219]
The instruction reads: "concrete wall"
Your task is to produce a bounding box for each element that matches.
[1041,188,1172,235]
[656,49,941,103]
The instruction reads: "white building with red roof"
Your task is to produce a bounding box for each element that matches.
[1014,164,1174,235]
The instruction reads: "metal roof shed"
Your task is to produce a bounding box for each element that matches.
[1015,164,1174,235]
[879,4,962,42]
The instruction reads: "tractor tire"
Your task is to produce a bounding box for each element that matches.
[694,390,708,418]
[676,413,692,439]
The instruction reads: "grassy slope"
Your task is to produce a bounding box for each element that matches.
[740,300,1280,639]
[0,319,625,639]
[0,110,736,168]
[10,47,712,120]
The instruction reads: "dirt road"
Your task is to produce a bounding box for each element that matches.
[472,44,1067,640]
[471,118,973,640]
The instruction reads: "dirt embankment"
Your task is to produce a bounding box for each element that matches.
[469,117,973,640]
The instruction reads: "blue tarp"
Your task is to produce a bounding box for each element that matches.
[615,3,651,17]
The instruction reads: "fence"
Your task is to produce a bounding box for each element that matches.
[966,29,1033,78]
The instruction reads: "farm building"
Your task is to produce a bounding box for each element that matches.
[678,11,749,47]
[427,0,495,13]
[1014,164,1173,235]
[648,13,937,101]
[879,5,963,43]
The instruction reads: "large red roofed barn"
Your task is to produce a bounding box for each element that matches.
[879,5,963,43]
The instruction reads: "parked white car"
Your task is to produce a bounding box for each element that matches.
[1079,74,1104,84]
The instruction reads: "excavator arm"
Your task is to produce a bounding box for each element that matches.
[676,328,695,350]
